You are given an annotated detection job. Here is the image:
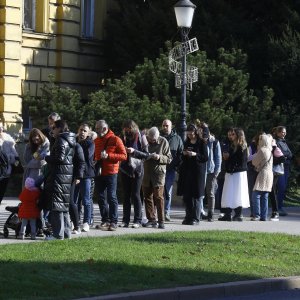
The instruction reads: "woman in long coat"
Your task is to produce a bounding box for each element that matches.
[251,134,273,221]
[44,120,76,240]
[177,124,208,225]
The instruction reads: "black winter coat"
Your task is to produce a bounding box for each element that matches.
[45,131,76,212]
[177,138,208,198]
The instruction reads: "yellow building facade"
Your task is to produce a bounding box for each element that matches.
[0,0,114,132]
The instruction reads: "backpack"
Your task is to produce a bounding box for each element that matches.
[0,147,9,179]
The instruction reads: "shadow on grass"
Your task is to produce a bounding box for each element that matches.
[0,259,260,300]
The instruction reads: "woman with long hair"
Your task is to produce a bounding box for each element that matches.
[219,128,249,221]
[23,128,50,185]
[119,120,149,228]
[177,124,208,225]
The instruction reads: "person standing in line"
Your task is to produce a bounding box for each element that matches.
[275,126,293,216]
[247,132,262,218]
[251,134,273,221]
[0,124,19,204]
[69,141,85,234]
[23,128,50,186]
[74,123,95,232]
[94,120,127,231]
[219,128,249,221]
[201,128,222,222]
[44,120,76,240]
[142,127,172,229]
[177,124,208,225]
[18,177,41,240]
[160,119,183,221]
[119,120,150,228]
[41,112,61,147]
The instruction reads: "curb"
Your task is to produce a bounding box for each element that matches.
[74,276,300,300]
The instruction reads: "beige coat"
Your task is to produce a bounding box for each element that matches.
[252,136,273,192]
[142,136,172,187]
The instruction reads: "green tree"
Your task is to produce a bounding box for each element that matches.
[23,78,84,132]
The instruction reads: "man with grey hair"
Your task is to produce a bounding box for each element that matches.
[142,127,172,229]
[94,120,127,231]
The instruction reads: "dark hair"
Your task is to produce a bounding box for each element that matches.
[28,128,46,153]
[186,124,197,132]
[54,120,69,132]
[122,120,139,134]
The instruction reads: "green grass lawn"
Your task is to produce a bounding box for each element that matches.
[1,230,300,300]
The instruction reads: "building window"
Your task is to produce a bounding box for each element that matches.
[23,0,36,30]
[81,0,95,38]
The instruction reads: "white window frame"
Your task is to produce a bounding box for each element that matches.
[23,0,36,31]
[81,0,95,38]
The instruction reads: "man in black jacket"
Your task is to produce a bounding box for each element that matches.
[161,119,183,221]
[74,123,95,232]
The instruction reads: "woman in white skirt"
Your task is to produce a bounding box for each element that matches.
[219,128,249,221]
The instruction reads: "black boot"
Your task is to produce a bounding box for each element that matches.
[233,206,243,221]
[207,211,214,222]
[218,208,232,221]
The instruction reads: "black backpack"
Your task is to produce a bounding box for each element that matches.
[0,147,9,179]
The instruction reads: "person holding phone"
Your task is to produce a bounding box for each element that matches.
[219,128,249,221]
[177,124,208,225]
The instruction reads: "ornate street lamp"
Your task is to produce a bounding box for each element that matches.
[173,0,197,141]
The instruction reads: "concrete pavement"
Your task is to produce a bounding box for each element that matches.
[1,197,300,244]
[1,197,300,299]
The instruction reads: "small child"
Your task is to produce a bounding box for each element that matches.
[18,177,41,240]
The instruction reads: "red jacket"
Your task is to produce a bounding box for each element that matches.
[18,188,41,219]
[94,129,127,176]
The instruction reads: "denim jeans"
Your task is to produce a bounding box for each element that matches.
[20,218,36,236]
[205,173,218,213]
[51,211,71,239]
[164,169,176,215]
[252,190,269,220]
[74,178,92,224]
[95,174,118,224]
[277,164,290,209]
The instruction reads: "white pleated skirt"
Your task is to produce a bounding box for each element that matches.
[221,171,250,208]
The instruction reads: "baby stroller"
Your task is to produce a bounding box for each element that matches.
[3,205,21,238]
[3,205,44,238]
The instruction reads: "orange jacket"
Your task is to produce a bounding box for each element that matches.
[18,188,41,219]
[94,129,127,176]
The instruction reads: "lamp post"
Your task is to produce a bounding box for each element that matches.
[174,0,196,141]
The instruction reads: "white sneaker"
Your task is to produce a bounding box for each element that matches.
[72,228,81,234]
[82,223,90,232]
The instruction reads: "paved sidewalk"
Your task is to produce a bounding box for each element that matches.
[1,197,300,300]
[1,197,300,245]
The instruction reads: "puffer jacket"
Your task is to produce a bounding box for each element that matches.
[94,129,127,176]
[45,131,76,212]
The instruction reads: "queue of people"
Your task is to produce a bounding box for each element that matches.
[0,113,294,240]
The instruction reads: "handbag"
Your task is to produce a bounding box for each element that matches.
[94,160,102,177]
[273,163,284,176]
[11,157,24,175]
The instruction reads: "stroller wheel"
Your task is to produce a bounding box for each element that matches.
[3,228,9,238]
